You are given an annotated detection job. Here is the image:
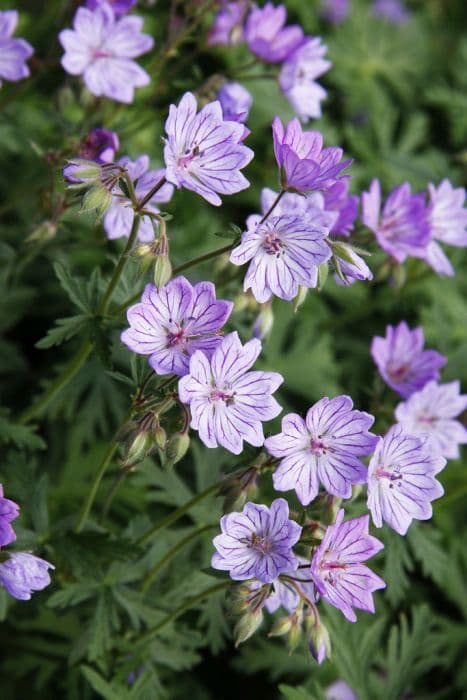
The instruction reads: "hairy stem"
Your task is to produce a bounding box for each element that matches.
[135,176,167,212]
[259,189,286,224]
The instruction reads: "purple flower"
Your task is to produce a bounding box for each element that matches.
[264,560,316,613]
[323,180,359,237]
[424,179,467,277]
[103,156,173,242]
[371,321,446,399]
[367,425,445,536]
[265,396,378,505]
[212,498,301,583]
[333,242,373,285]
[279,37,331,122]
[244,3,303,64]
[395,381,467,460]
[207,1,247,46]
[0,552,54,600]
[320,0,350,24]
[0,484,19,548]
[217,82,252,123]
[0,10,33,88]
[121,276,233,377]
[178,331,283,454]
[310,509,385,622]
[163,92,253,206]
[230,214,331,303]
[272,117,352,194]
[86,0,137,17]
[59,4,153,103]
[252,187,335,231]
[64,127,120,183]
[325,681,358,700]
[373,0,410,24]
[361,179,430,263]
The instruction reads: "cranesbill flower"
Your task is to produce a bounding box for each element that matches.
[250,188,334,231]
[323,180,359,237]
[208,1,247,46]
[217,82,252,123]
[244,3,303,64]
[367,425,445,535]
[361,179,429,263]
[178,332,283,454]
[230,214,331,303]
[310,509,385,622]
[0,484,19,547]
[163,92,253,206]
[395,380,467,460]
[0,552,54,600]
[104,156,173,242]
[272,117,351,194]
[121,276,233,376]
[424,179,467,277]
[0,10,33,88]
[265,396,378,505]
[64,127,120,183]
[320,0,350,24]
[59,4,154,103]
[332,242,373,285]
[265,564,316,613]
[86,0,137,17]
[373,0,410,24]
[279,37,331,122]
[325,681,358,700]
[212,498,301,583]
[371,321,446,398]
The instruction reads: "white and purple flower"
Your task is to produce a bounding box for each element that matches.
[121,277,233,377]
[371,321,446,398]
[0,552,54,601]
[320,0,350,24]
[207,1,247,46]
[59,4,153,103]
[279,37,331,122]
[0,10,33,88]
[424,179,467,277]
[373,0,410,24]
[212,498,302,583]
[310,509,385,622]
[86,0,137,17]
[178,331,283,454]
[163,91,253,206]
[0,484,19,548]
[395,380,467,460]
[265,396,378,505]
[217,82,252,123]
[244,2,303,64]
[367,425,446,535]
[230,214,331,303]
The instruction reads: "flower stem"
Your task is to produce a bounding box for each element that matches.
[259,189,286,224]
[136,482,220,546]
[140,524,217,593]
[135,176,167,212]
[136,581,231,643]
[19,216,141,425]
[75,439,120,533]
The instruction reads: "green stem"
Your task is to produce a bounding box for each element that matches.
[75,440,120,533]
[19,216,141,425]
[141,524,216,593]
[137,482,220,546]
[136,581,230,643]
[259,189,286,224]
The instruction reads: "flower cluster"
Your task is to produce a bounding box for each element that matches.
[0,9,33,88]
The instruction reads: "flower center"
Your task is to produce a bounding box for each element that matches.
[166,326,186,347]
[93,49,113,60]
[209,386,235,405]
[250,533,272,555]
[263,232,285,256]
[375,466,403,489]
[387,362,409,382]
[178,145,202,169]
[310,436,328,455]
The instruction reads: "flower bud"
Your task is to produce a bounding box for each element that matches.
[308,618,331,664]
[82,183,113,217]
[154,254,172,289]
[63,158,102,184]
[252,301,274,341]
[234,608,263,647]
[124,431,152,467]
[269,615,293,638]
[287,611,303,654]
[165,431,190,466]
[317,261,329,292]
[26,221,57,244]
[218,465,260,513]
[153,422,167,450]
[293,285,308,312]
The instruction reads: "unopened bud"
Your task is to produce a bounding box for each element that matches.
[26,221,57,244]
[165,431,190,465]
[154,254,172,288]
[153,423,167,450]
[63,158,102,184]
[234,608,263,646]
[322,496,341,525]
[390,263,406,290]
[269,615,293,638]
[293,285,308,312]
[317,262,329,292]
[308,618,331,665]
[124,431,152,467]
[82,184,113,217]
[287,611,303,653]
[252,302,274,341]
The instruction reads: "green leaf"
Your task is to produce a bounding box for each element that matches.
[53,261,91,313]
[35,314,90,349]
[80,665,124,700]
[0,411,46,450]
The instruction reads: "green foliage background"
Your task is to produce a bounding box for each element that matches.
[0,0,466,698]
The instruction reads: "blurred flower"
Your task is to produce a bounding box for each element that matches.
[207,1,247,46]
[331,241,373,285]
[279,37,331,122]
[0,10,33,88]
[179,331,283,454]
[265,396,377,505]
[86,0,137,17]
[362,179,429,263]
[0,552,54,601]
[64,127,119,182]
[373,0,410,24]
[367,425,445,535]
[326,680,358,700]
[0,484,19,548]
[163,91,253,206]
[395,380,467,459]
[217,82,252,123]
[104,156,173,242]
[272,117,351,193]
[260,559,316,613]
[320,0,350,24]
[121,276,233,376]
[424,179,467,277]
[212,498,301,583]
[59,4,153,103]
[230,214,331,303]
[244,2,303,63]
[310,509,385,621]
[323,180,359,237]
[371,321,446,398]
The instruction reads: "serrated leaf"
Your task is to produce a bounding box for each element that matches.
[80,665,124,700]
[53,261,91,313]
[0,412,46,450]
[35,314,90,349]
